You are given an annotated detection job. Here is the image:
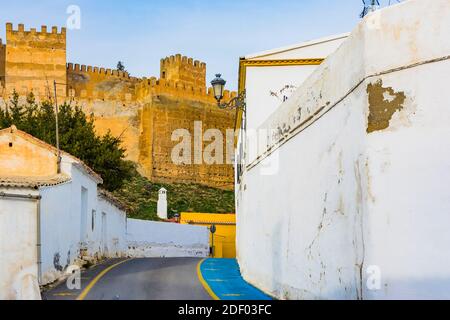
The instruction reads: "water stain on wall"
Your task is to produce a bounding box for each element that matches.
[366,80,406,133]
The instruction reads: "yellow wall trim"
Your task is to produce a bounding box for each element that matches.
[234,57,325,145]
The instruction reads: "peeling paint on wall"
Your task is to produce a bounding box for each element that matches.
[53,252,63,272]
[366,80,406,133]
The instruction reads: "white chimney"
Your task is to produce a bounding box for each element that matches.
[157,188,168,220]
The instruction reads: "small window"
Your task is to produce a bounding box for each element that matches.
[91,210,96,231]
[162,71,166,79]
[9,142,13,147]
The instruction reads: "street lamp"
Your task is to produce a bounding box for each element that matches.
[210,74,247,184]
[211,73,226,103]
[210,74,246,112]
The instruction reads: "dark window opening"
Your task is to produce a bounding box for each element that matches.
[8,142,13,147]
[91,210,96,231]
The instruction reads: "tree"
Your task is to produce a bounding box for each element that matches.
[117,61,126,72]
[0,93,134,191]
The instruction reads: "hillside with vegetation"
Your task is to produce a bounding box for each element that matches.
[113,170,235,220]
[0,92,235,219]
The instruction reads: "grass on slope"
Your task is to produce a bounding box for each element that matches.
[112,172,235,221]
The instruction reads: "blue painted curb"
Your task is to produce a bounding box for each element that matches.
[200,258,273,300]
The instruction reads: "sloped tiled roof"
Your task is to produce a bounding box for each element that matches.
[98,188,129,213]
[0,175,71,189]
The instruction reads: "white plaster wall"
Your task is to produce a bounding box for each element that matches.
[40,165,98,284]
[238,84,367,300]
[127,219,209,258]
[246,65,318,136]
[362,61,450,300]
[246,34,348,61]
[0,188,41,300]
[39,181,77,285]
[237,0,450,300]
[244,36,347,155]
[97,197,127,258]
[1,161,129,296]
[69,165,99,255]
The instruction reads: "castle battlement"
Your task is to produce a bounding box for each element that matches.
[160,53,206,90]
[67,63,139,81]
[136,76,236,103]
[2,23,66,98]
[0,22,236,189]
[160,54,206,70]
[5,23,66,42]
[67,63,139,102]
[0,22,237,106]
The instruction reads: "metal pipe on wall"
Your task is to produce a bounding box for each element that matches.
[36,198,42,284]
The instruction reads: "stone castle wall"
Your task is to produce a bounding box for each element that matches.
[160,54,206,90]
[0,23,236,189]
[0,39,5,89]
[139,95,235,189]
[67,63,140,102]
[3,24,67,98]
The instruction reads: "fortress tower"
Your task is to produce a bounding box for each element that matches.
[0,22,235,190]
[0,39,5,89]
[160,54,206,90]
[2,23,67,98]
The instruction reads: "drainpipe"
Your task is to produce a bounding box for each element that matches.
[0,192,43,284]
[36,198,42,285]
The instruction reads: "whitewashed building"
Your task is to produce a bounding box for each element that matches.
[239,33,348,134]
[236,0,450,300]
[0,125,210,300]
[0,126,127,299]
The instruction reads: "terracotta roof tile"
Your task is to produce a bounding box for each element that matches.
[0,175,71,189]
[98,188,129,213]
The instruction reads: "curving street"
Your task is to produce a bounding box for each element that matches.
[43,258,211,300]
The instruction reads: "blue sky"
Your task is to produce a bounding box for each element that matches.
[0,0,395,89]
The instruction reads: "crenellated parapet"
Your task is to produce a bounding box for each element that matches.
[5,23,66,49]
[4,23,67,98]
[67,54,237,104]
[67,63,140,102]
[67,63,138,80]
[136,76,236,104]
[160,53,207,91]
[160,54,207,72]
[0,21,237,189]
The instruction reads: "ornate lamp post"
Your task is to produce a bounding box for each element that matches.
[210,74,246,183]
[210,74,246,112]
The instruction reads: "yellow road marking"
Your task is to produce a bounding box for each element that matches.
[76,259,131,301]
[197,259,220,300]
[53,292,77,297]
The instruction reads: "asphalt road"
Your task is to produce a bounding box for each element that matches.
[43,258,212,300]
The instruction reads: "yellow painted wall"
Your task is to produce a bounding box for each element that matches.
[180,213,236,258]
[0,127,58,177]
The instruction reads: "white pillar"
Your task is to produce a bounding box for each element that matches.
[157,188,168,220]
